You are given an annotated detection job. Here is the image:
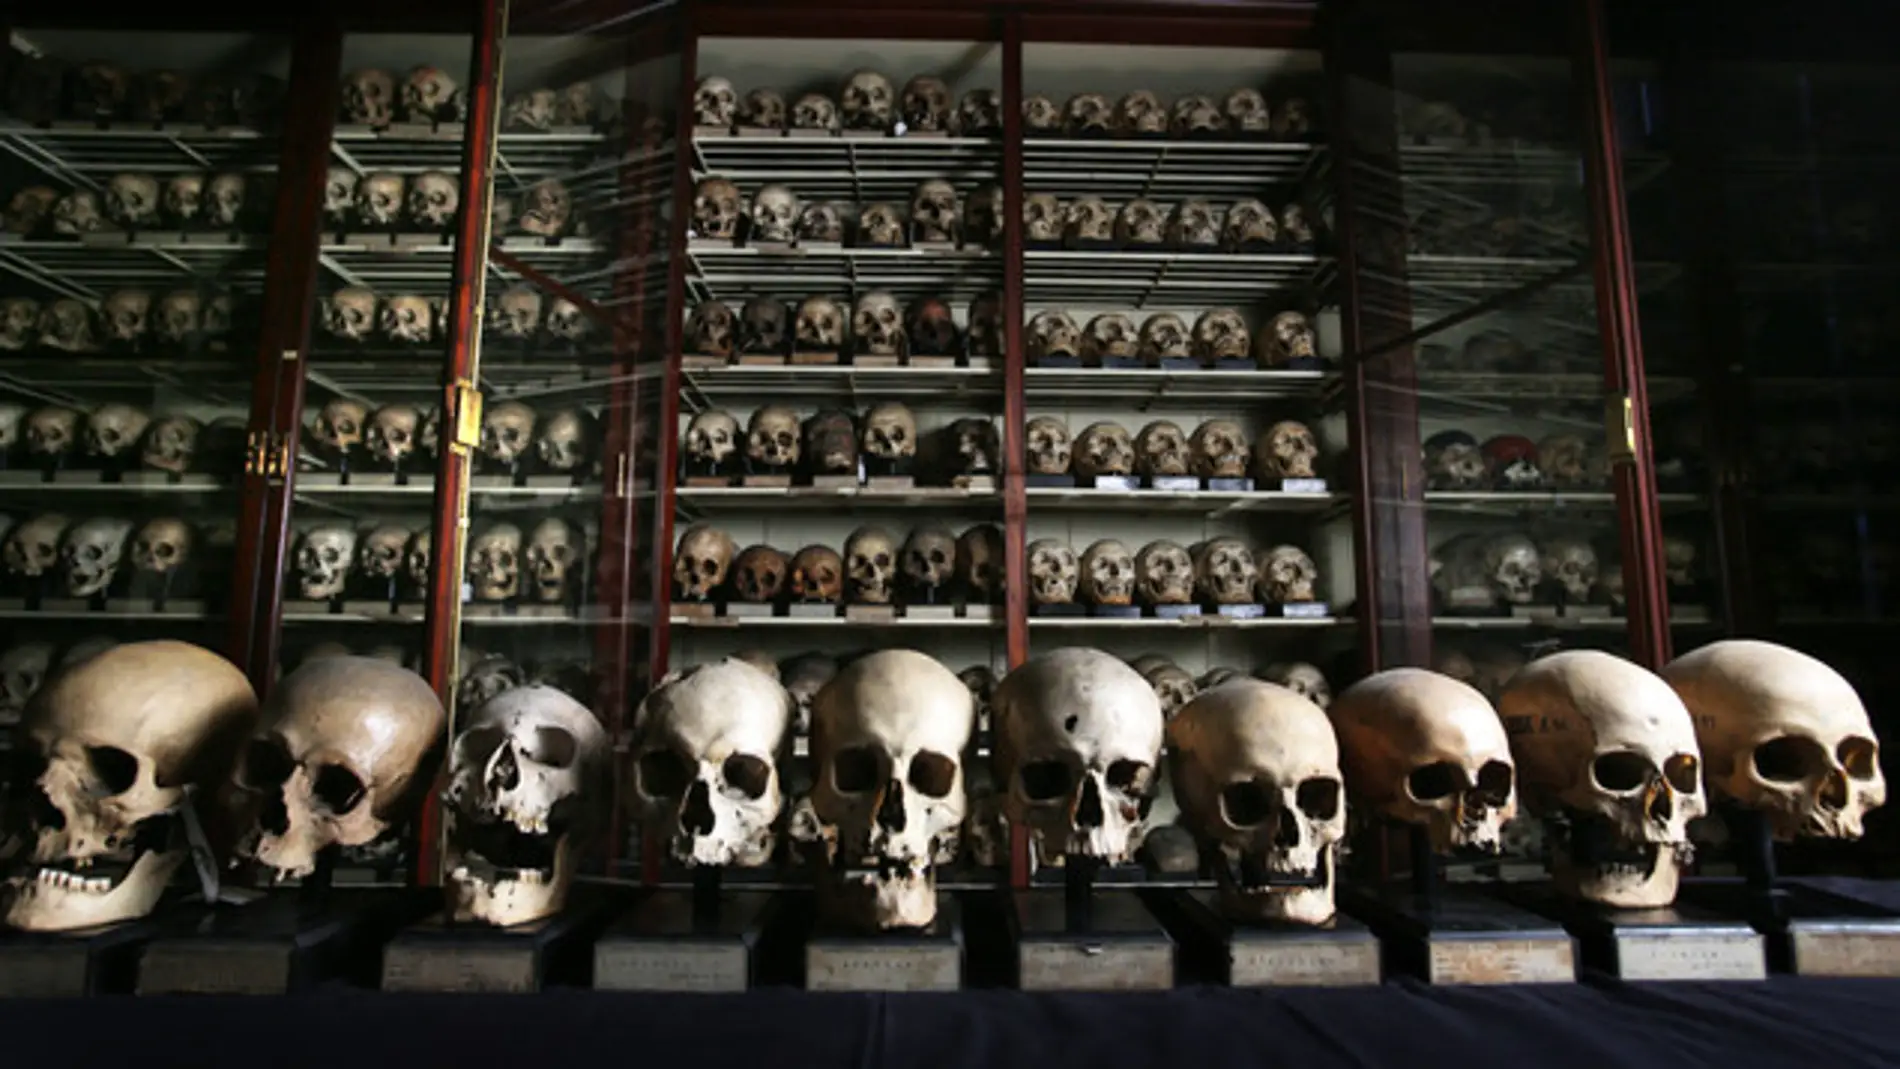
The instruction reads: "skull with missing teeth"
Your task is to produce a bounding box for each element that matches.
[1073,421,1134,478]
[789,545,843,603]
[749,185,798,244]
[443,686,609,927]
[860,402,915,463]
[128,517,192,582]
[1028,310,1081,363]
[634,658,791,867]
[523,518,580,604]
[1024,193,1064,243]
[844,527,899,604]
[481,401,537,470]
[1190,419,1250,479]
[1257,311,1318,365]
[1116,199,1166,246]
[839,69,894,131]
[1170,679,1343,924]
[746,405,800,470]
[1193,308,1251,363]
[856,202,905,248]
[901,527,957,596]
[1137,540,1195,605]
[795,296,844,352]
[1116,91,1167,135]
[1256,420,1319,480]
[39,300,99,352]
[535,408,595,474]
[799,650,972,930]
[105,173,160,229]
[141,416,200,475]
[731,544,787,604]
[294,525,356,600]
[61,517,133,597]
[1196,539,1259,605]
[1025,416,1072,475]
[402,65,460,122]
[84,404,149,461]
[910,180,960,245]
[1027,538,1078,606]
[963,184,1002,247]
[852,293,905,357]
[901,76,951,132]
[1258,544,1320,604]
[2,641,257,931]
[693,76,737,128]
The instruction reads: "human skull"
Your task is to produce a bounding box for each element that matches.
[1540,535,1600,604]
[1024,193,1064,242]
[1195,539,1258,605]
[84,404,150,460]
[1079,539,1136,606]
[0,404,20,450]
[378,294,434,345]
[534,409,595,474]
[900,76,951,132]
[746,404,800,469]
[1170,680,1344,924]
[843,526,899,604]
[795,296,844,351]
[354,524,407,582]
[906,297,960,357]
[1216,200,1277,253]
[910,179,960,244]
[1189,418,1250,479]
[902,528,957,595]
[322,168,357,226]
[101,289,151,343]
[856,202,905,247]
[25,406,80,460]
[860,402,916,461]
[140,416,201,475]
[354,172,404,227]
[796,202,844,244]
[1115,91,1167,135]
[1138,313,1190,363]
[294,525,357,600]
[37,300,98,352]
[957,89,1002,136]
[126,518,190,579]
[517,179,571,238]
[467,523,523,602]
[152,290,206,346]
[311,398,369,457]
[1333,669,1515,854]
[1168,198,1219,248]
[1073,421,1135,477]
[1115,198,1166,246]
[693,76,737,127]
[948,417,999,480]
[730,544,788,604]
[839,69,894,131]
[791,92,837,131]
[1135,540,1194,605]
[507,88,559,130]
[691,178,741,240]
[402,65,460,122]
[1143,663,1199,720]
[1171,94,1224,136]
[1664,533,1698,587]
[783,654,838,734]
[1022,94,1061,132]
[1064,92,1112,135]
[957,524,1003,601]
[234,657,443,881]
[1262,662,1332,710]
[967,293,1004,358]
[1501,650,1706,908]
[322,287,377,342]
[1258,545,1319,604]
[52,191,105,235]
[673,524,735,601]
[162,173,205,224]
[201,173,246,229]
[2,641,256,931]
[1224,88,1270,133]
[0,297,41,349]
[1664,640,1885,843]
[523,518,580,604]
[1424,431,1486,490]
[1024,415,1072,475]
[342,68,395,126]
[634,659,790,868]
[103,173,160,228]
[405,171,459,229]
[1484,533,1542,605]
[1257,311,1318,365]
[60,518,133,598]
[1027,310,1081,362]
[442,686,610,927]
[731,297,788,358]
[993,647,1162,866]
[852,292,906,357]
[1192,308,1251,362]
[749,184,798,243]
[4,514,67,578]
[803,410,857,473]
[1027,538,1078,606]
[1066,196,1115,243]
[0,642,54,726]
[1539,434,1598,491]
[1256,420,1319,480]
[1081,313,1137,362]
[455,654,522,716]
[405,529,432,593]
[480,400,537,468]
[802,650,972,930]
[736,87,784,130]
[1483,435,1543,490]
[5,186,59,235]
[788,545,843,603]
[686,301,735,357]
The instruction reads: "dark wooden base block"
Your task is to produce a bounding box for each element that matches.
[380,893,617,993]
[1493,882,1764,981]
[138,888,432,994]
[593,890,778,992]
[1679,878,1900,977]
[805,896,963,992]
[0,917,157,996]
[1009,889,1174,991]
[1149,889,1380,987]
[1340,883,1575,985]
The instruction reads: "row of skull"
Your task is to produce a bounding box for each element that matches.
[1030,308,1320,367]
[693,178,974,248]
[338,66,464,128]
[0,290,232,353]
[288,515,584,604]
[1133,653,1333,720]
[1418,328,1579,376]
[1431,530,1634,609]
[1029,537,1321,608]
[1023,194,1316,251]
[452,646,595,715]
[0,513,195,596]
[1424,429,1606,493]
[307,397,596,475]
[324,172,575,239]
[321,287,593,347]
[0,636,121,725]
[503,81,612,132]
[1026,415,1320,481]
[0,404,202,473]
[684,404,993,477]
[688,294,971,360]
[672,523,1000,606]
[3,176,252,236]
[7,61,281,128]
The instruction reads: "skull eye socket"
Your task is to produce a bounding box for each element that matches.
[314,764,367,814]
[86,745,139,795]
[1474,760,1514,805]
[1105,759,1151,795]
[1220,780,1272,826]
[524,727,578,769]
[239,737,294,789]
[908,750,956,799]
[1662,753,1699,793]
[1019,759,1072,802]
[1592,750,1657,792]
[722,754,770,800]
[833,745,882,794]
[1406,761,1464,801]
[638,749,690,797]
[1297,776,1341,820]
[1840,737,1879,780]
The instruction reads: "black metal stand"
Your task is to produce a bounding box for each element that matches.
[1004,856,1174,991]
[802,888,964,992]
[379,885,620,993]
[593,868,783,992]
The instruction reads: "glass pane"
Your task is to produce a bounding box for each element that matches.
[0,32,286,787]
[1021,42,1347,875]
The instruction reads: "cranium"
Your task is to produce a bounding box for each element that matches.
[1115,91,1167,135]
[26,406,81,459]
[1195,539,1258,604]
[856,202,905,247]
[1169,198,1220,248]
[354,524,408,582]
[1169,679,1343,924]
[802,410,857,473]
[746,404,800,469]
[442,686,610,926]
[1022,94,1061,132]
[860,402,916,462]
[993,647,1163,866]
[0,642,54,726]
[691,178,741,240]
[60,517,133,597]
[378,294,434,345]
[488,284,543,342]
[686,301,735,357]
[901,76,951,132]
[1262,663,1332,710]
[852,292,906,357]
[534,408,596,474]
[739,88,785,130]
[957,89,1002,136]
[1224,88,1270,133]
[480,400,537,468]
[844,526,899,604]
[402,65,460,122]
[103,173,160,228]
[1539,434,1599,491]
[906,297,960,357]
[967,293,1004,358]
[910,179,960,245]
[1258,544,1320,604]
[162,173,205,224]
[1143,662,1199,720]
[796,201,844,243]
[730,543,789,604]
[83,403,150,460]
[1462,330,1528,372]
[693,76,737,128]
[1064,92,1112,135]
[0,404,20,450]
[37,300,98,352]
[405,529,432,593]
[506,88,559,130]
[322,287,377,342]
[1424,431,1486,491]
[788,545,844,603]
[948,417,999,480]
[155,289,206,345]
[794,296,844,352]
[1664,640,1885,843]
[1189,418,1250,479]
[210,174,248,229]
[467,522,523,602]
[801,650,972,929]
[1256,420,1319,480]
[1,641,256,931]
[140,416,201,475]
[634,659,790,868]
[957,524,1003,601]
[1079,539,1136,606]
[52,191,105,235]
[1073,421,1135,477]
[1484,532,1542,605]
[4,514,67,578]
[100,289,152,343]
[1027,310,1081,362]
[5,186,59,235]
[1275,98,1315,138]
[1257,311,1318,365]
[1502,650,1706,908]
[901,527,958,596]
[839,69,894,131]
[523,518,580,604]
[342,68,396,126]
[1192,308,1251,362]
[0,297,41,349]
[1024,415,1072,475]
[360,405,422,470]
[353,172,405,227]
[1223,198,1277,249]
[1540,534,1600,604]
[791,92,837,132]
[235,657,444,880]
[323,168,357,226]
[1483,435,1543,490]
[517,179,571,238]
[1026,538,1078,605]
[784,654,838,734]
[1066,196,1115,243]
[294,525,357,600]
[405,170,459,229]
[749,184,798,243]
[1115,198,1166,246]
[1171,94,1223,136]
[1136,540,1194,605]
[1664,533,1699,587]
[1024,193,1064,243]
[1333,668,1515,854]
[673,524,736,601]
[1081,313,1137,362]
[311,398,369,457]
[1138,313,1190,363]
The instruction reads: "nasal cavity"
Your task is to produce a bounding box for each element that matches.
[260,791,290,836]
[485,743,520,793]
[681,779,715,836]
[876,779,907,832]
[1274,807,1302,849]
[1647,782,1673,823]
[1074,775,1105,829]
[1821,768,1850,811]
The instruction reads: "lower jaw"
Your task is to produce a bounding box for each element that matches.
[3,849,178,932]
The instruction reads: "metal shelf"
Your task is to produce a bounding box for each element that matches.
[0,119,278,177]
[1024,487,1343,515]
[0,607,222,622]
[1423,491,1706,515]
[0,235,265,295]
[331,125,617,179]
[1021,138,1321,200]
[295,479,600,509]
[679,363,1001,401]
[675,485,1002,514]
[1023,367,1332,403]
[1431,614,1626,631]
[1023,249,1324,308]
[692,135,1001,201]
[322,235,604,292]
[687,245,1002,305]
[0,474,233,496]
[1028,614,1349,629]
[1413,373,1698,409]
[670,613,1002,629]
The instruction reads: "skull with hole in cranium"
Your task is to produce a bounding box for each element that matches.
[634,658,790,868]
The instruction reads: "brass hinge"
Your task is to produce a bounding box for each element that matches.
[244,430,269,476]
[1604,394,1637,462]
[266,436,291,480]
[449,379,483,453]
[244,431,292,480]
[613,451,631,499]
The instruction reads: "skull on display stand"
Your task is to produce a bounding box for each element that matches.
[1170,679,1344,924]
[1024,416,1072,475]
[693,76,737,128]
[860,402,916,466]
[1224,88,1271,133]
[686,301,734,357]
[525,518,581,604]
[53,191,106,235]
[1082,313,1137,363]
[673,524,735,601]
[1257,311,1318,366]
[405,171,459,229]
[901,528,957,599]
[744,404,801,471]
[844,526,898,604]
[1663,533,1699,588]
[949,417,999,482]
[1079,539,1137,606]
[739,88,785,130]
[1115,91,1167,135]
[1462,330,1527,372]
[1192,308,1251,363]
[1027,538,1078,606]
[789,544,844,603]
[1027,310,1081,362]
[457,653,523,714]
[731,544,789,603]
[993,647,1163,866]
[1067,196,1114,243]
[852,293,906,357]
[1,298,41,349]
[4,513,68,580]
[1276,98,1315,138]
[0,404,21,454]
[1482,435,1543,490]
[906,297,959,357]
[84,404,150,464]
[507,88,559,130]
[162,173,205,225]
[354,524,408,587]
[129,517,194,589]
[1502,650,1706,908]
[900,76,951,132]
[404,529,432,594]
[968,293,1004,358]
[402,66,461,123]
[1539,534,1600,605]
[342,68,395,126]
[1135,421,1190,478]
[1664,640,1885,842]
[378,295,434,345]
[323,168,357,227]
[442,686,610,927]
[323,288,378,343]
[1171,94,1224,136]
[480,400,537,472]
[1073,421,1135,477]
[104,173,160,229]
[206,172,247,229]
[692,178,741,241]
[1023,95,1060,133]
[1483,532,1542,605]
[1262,662,1332,710]
[1136,540,1195,605]
[1258,544,1320,604]
[536,408,597,475]
[791,92,837,132]
[634,658,791,867]
[1190,418,1250,479]
[799,650,972,930]
[803,410,857,474]
[467,522,522,602]
[1024,193,1064,243]
[6,187,59,236]
[365,404,421,471]
[311,398,369,460]
[61,517,133,598]
[839,69,895,131]
[1195,538,1258,605]
[1424,430,1486,490]
[796,202,844,244]
[101,289,152,345]
[1064,92,1112,135]
[38,300,99,352]
[294,525,356,601]
[517,179,572,239]
[957,524,1003,601]
[1116,198,1166,246]
[1169,199,1220,248]
[857,202,905,248]
[1256,420,1320,480]
[1539,434,1597,491]
[957,89,1002,136]
[1139,313,1190,363]
[1332,668,1516,854]
[0,642,54,726]
[959,184,1003,248]
[783,653,839,734]
[1282,202,1317,247]
[749,184,798,244]
[740,297,789,355]
[354,172,404,228]
[26,406,81,461]
[795,296,845,353]
[1,641,257,931]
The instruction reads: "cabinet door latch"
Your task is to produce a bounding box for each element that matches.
[1604,394,1637,462]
